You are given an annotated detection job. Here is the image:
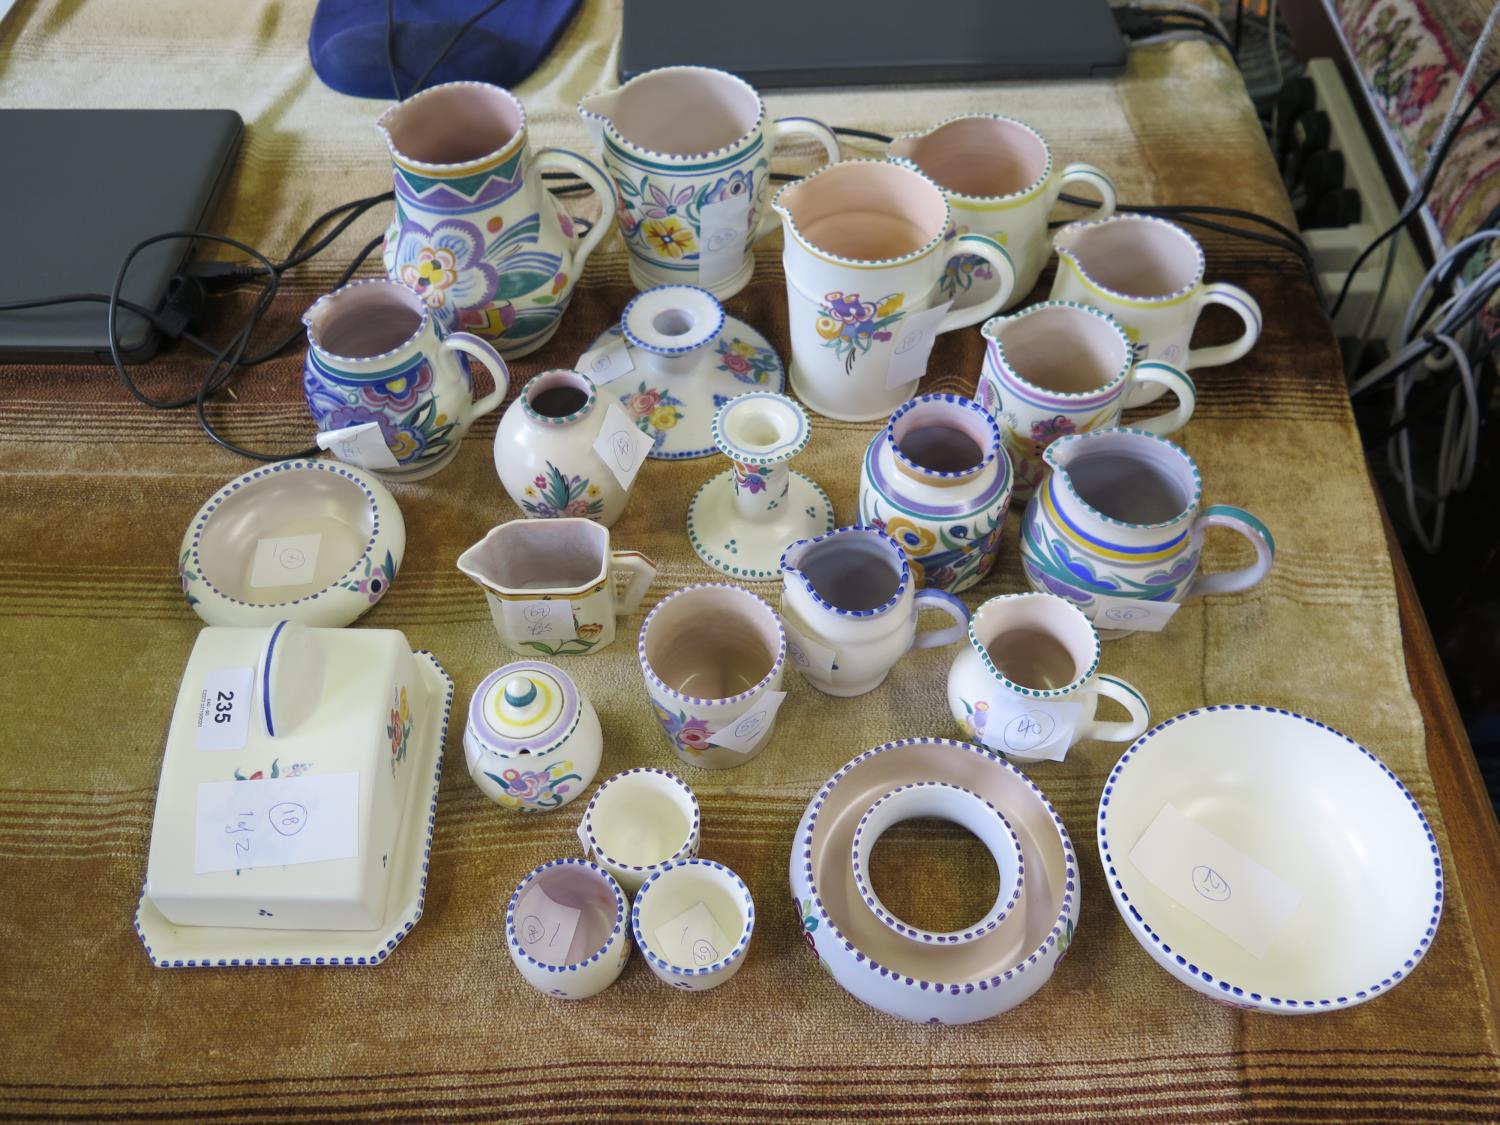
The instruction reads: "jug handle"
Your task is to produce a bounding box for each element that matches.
[609,550,658,615]
[934,234,1018,334]
[1046,163,1117,219]
[1186,282,1262,370]
[441,332,510,418]
[908,589,970,651]
[1123,361,1196,436]
[1076,674,1150,744]
[750,117,842,242]
[1183,505,1275,599]
[533,147,619,276]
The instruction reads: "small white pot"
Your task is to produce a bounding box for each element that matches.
[578,768,701,893]
[631,859,754,991]
[505,859,630,1000]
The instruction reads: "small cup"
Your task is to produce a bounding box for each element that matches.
[579,768,701,893]
[505,859,630,1000]
[630,858,754,991]
[850,781,1024,946]
[638,582,787,769]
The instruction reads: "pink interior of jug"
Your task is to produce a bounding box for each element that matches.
[781,163,947,262]
[383,83,523,165]
[605,68,760,155]
[891,117,1048,199]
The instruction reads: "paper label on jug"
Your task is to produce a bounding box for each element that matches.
[592,401,654,491]
[501,598,576,643]
[783,620,836,680]
[1129,803,1304,959]
[316,422,400,471]
[976,696,1084,762]
[1092,595,1181,633]
[576,332,634,385]
[250,534,321,589]
[885,301,953,389]
[707,691,787,754]
[515,883,583,962]
[194,772,359,874]
[696,192,753,290]
[654,900,734,970]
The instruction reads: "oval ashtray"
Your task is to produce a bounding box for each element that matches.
[179,459,406,628]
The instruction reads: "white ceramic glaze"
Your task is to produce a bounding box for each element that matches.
[378,81,616,358]
[771,160,1018,421]
[857,393,1012,593]
[947,593,1150,763]
[779,526,969,696]
[580,65,840,297]
[580,285,786,459]
[978,301,1196,499]
[144,624,444,933]
[1098,705,1443,1013]
[888,113,1116,310]
[579,768,701,893]
[686,392,834,581]
[1050,214,1262,404]
[790,738,1080,1024]
[303,278,510,479]
[179,460,407,628]
[458,518,656,656]
[631,858,755,990]
[495,368,645,526]
[638,582,787,770]
[1019,428,1274,637]
[505,859,631,999]
[850,782,1025,948]
[134,649,453,968]
[463,661,602,811]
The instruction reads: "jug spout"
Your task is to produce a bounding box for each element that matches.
[577,89,619,124]
[456,530,506,597]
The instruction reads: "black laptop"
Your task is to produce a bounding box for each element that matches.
[621,0,1128,87]
[0,109,242,364]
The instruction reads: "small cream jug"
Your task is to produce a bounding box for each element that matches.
[378,81,616,358]
[978,301,1195,499]
[458,518,657,657]
[302,278,509,480]
[888,113,1116,311]
[1019,427,1275,637]
[1049,214,1262,406]
[771,160,1017,422]
[579,65,840,298]
[779,526,970,697]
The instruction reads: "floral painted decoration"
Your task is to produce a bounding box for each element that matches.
[714,337,779,385]
[337,549,398,604]
[520,461,605,520]
[1019,502,1199,607]
[862,504,1003,594]
[653,703,714,756]
[938,226,999,299]
[731,461,780,498]
[612,163,767,264]
[815,291,906,375]
[517,617,604,658]
[179,549,200,608]
[483,759,583,812]
[233,758,312,781]
[387,686,412,777]
[304,357,460,469]
[620,383,686,450]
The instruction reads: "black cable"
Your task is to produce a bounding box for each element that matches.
[833,126,894,144]
[1329,67,1500,318]
[1054,192,1313,271]
[1234,0,1244,54]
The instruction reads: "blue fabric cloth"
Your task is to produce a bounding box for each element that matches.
[309,0,584,100]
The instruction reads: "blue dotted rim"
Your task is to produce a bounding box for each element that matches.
[638,582,786,705]
[620,285,726,356]
[980,300,1134,403]
[582,65,768,164]
[889,112,1056,205]
[1096,704,1444,1011]
[711,392,811,466]
[773,159,952,268]
[967,592,1101,700]
[132,650,453,968]
[303,277,430,365]
[1042,426,1202,532]
[581,768,702,872]
[884,393,1003,481]
[779,525,911,619]
[505,858,627,974]
[631,858,755,977]
[1054,212,1207,305]
[519,369,599,427]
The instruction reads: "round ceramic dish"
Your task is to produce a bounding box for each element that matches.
[631,858,754,991]
[850,781,1024,946]
[179,459,406,628]
[581,285,786,460]
[1097,705,1443,1013]
[790,738,1079,1025]
[579,768,701,893]
[505,858,630,1000]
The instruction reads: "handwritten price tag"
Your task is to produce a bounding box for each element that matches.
[194,771,359,874]
[501,598,576,643]
[653,900,733,970]
[575,331,635,386]
[976,695,1085,762]
[783,619,836,680]
[250,534,321,589]
[516,883,583,964]
[884,300,953,389]
[707,690,786,754]
[591,401,654,491]
[696,192,753,290]
[195,666,253,752]
[1092,595,1181,633]
[316,422,400,471]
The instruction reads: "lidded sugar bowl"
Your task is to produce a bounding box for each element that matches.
[464,660,603,812]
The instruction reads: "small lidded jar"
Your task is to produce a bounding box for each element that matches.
[463,660,603,812]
